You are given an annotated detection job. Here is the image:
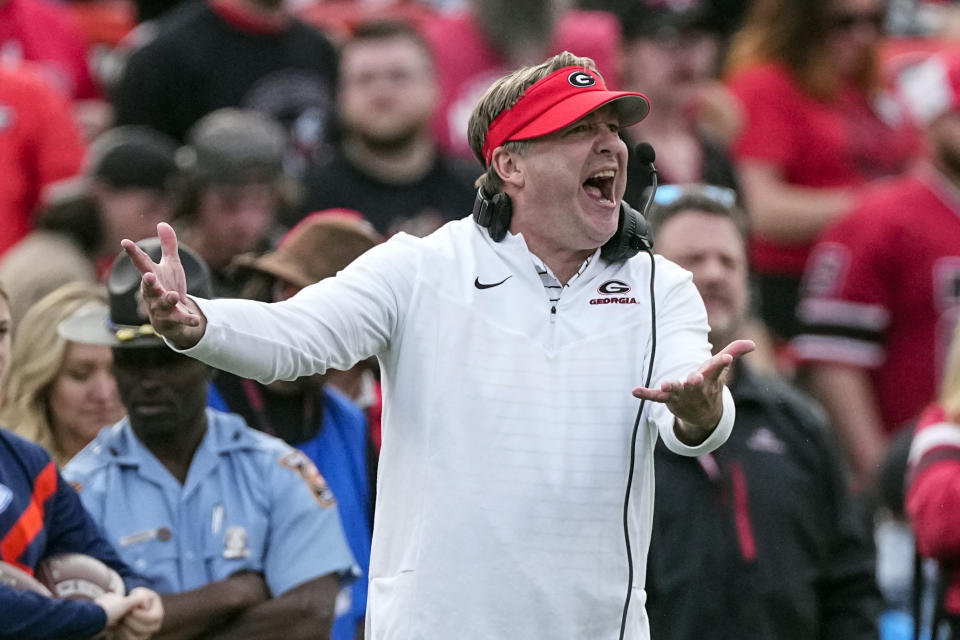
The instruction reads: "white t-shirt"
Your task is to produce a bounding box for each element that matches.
[180,217,734,640]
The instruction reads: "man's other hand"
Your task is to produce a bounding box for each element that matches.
[121,222,207,350]
[632,339,755,443]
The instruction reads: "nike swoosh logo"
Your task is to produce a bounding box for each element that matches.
[474,275,512,290]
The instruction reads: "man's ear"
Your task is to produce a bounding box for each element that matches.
[491,147,524,189]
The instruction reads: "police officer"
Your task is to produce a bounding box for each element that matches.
[63,240,356,639]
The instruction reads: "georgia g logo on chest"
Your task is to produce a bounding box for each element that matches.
[590,280,639,305]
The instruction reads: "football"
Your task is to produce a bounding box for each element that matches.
[34,553,126,601]
[0,561,53,596]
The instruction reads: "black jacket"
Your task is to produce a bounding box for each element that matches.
[646,364,880,640]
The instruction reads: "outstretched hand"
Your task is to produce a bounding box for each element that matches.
[632,339,755,442]
[120,222,207,350]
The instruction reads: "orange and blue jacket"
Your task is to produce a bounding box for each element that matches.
[0,427,148,639]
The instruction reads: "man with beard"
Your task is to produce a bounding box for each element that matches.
[647,184,880,640]
[296,21,475,237]
[794,50,960,490]
[62,238,356,640]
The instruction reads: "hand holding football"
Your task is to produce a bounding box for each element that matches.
[34,553,126,600]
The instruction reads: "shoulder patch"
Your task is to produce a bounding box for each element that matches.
[279,451,336,508]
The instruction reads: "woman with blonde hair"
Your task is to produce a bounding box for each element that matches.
[0,281,124,465]
[0,280,165,638]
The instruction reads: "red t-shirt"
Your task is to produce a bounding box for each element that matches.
[728,62,919,275]
[420,9,620,161]
[0,66,85,256]
[0,0,99,99]
[793,169,960,435]
[907,404,960,614]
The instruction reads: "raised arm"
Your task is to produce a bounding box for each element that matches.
[737,162,854,243]
[120,222,207,350]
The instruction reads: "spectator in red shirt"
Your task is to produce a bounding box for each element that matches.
[725,0,919,345]
[795,49,960,489]
[0,65,85,257]
[0,0,98,100]
[907,321,960,636]
[0,0,112,139]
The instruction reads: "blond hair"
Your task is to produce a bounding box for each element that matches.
[0,282,107,465]
[941,322,960,420]
[468,51,599,194]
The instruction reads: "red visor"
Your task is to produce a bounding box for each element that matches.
[481,66,650,166]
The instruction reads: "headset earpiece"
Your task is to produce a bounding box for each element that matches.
[472,188,513,242]
[600,200,652,262]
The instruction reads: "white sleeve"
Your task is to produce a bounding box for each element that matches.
[646,261,736,456]
[170,234,420,383]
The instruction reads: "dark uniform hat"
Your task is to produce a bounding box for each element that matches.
[58,237,213,349]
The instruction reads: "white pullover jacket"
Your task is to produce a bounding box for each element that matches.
[181,217,735,640]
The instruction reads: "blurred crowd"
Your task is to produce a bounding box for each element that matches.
[2,0,960,637]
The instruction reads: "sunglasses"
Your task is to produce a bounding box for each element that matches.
[652,184,739,209]
[830,10,885,31]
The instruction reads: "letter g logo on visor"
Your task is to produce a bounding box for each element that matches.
[480,66,650,166]
[568,71,596,88]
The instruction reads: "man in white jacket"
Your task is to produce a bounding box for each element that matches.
[122,51,754,640]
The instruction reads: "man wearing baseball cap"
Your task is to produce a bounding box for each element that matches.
[122,51,753,639]
[62,238,357,639]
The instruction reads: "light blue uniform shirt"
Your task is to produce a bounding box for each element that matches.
[63,408,356,596]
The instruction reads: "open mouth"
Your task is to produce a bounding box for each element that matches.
[583,170,616,205]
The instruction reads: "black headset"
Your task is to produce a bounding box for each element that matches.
[472,143,657,262]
